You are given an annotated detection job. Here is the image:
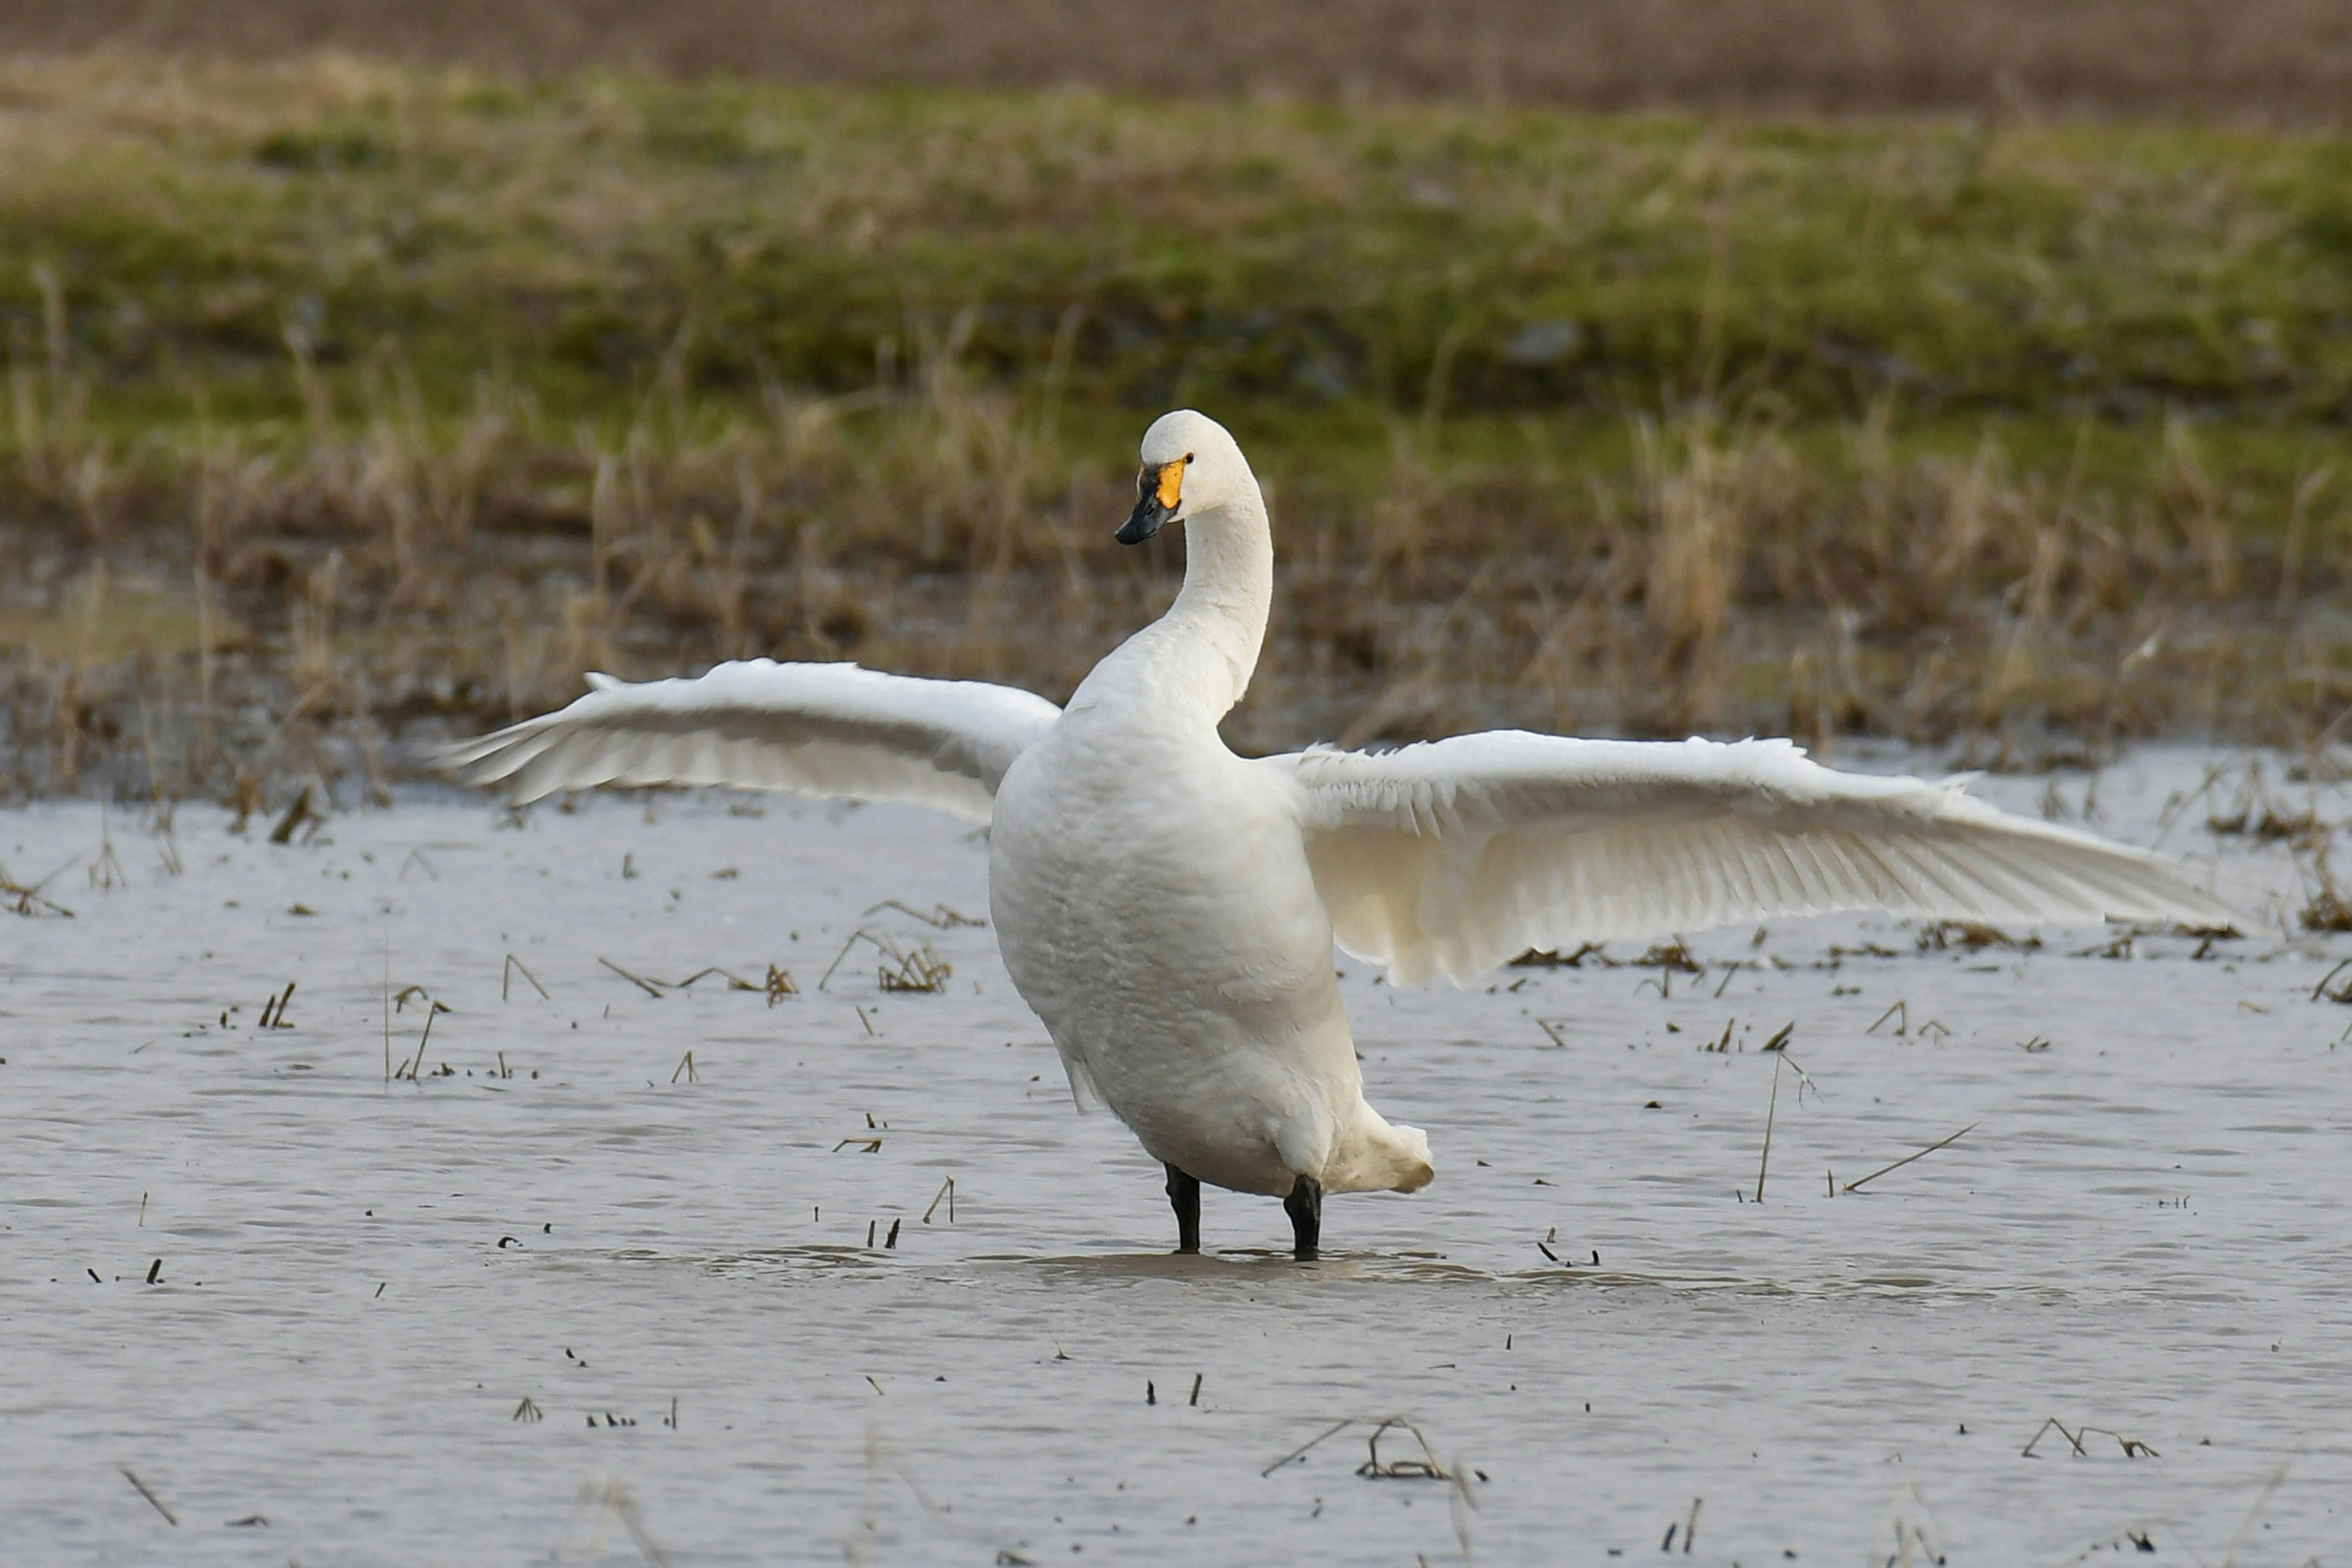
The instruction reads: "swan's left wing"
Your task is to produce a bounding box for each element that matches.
[441,660,1061,821]
[1267,733,2241,985]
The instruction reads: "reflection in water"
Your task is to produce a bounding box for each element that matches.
[994,1250,1496,1285]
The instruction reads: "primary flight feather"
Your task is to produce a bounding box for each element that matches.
[448,409,2237,1259]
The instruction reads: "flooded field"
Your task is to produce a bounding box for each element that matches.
[3,749,2348,1565]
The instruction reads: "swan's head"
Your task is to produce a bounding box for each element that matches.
[1117,409,1246,545]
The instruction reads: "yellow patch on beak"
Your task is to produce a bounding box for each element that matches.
[1151,459,1186,511]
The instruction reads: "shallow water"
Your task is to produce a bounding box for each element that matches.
[4,751,2348,1565]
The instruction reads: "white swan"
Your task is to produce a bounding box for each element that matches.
[446,409,2237,1259]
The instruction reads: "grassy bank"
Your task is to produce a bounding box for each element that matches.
[4,56,2351,801]
[8,57,2352,434]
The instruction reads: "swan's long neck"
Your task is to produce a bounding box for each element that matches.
[1156,480,1273,720]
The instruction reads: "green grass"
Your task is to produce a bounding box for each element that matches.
[4,57,2349,495]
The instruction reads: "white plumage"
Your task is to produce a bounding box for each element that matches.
[1276,733,2232,986]
[441,660,1060,822]
[447,409,2237,1255]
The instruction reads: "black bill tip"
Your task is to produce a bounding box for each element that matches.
[1117,492,1172,545]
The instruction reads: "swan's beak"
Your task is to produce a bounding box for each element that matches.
[1117,459,1185,545]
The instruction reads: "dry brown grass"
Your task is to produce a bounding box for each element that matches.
[6,0,2351,124]
[8,309,2350,804]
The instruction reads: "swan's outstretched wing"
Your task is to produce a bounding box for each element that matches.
[442,660,1061,821]
[1268,734,2240,985]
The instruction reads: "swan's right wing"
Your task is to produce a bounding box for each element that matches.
[1269,733,2243,985]
[440,660,1061,821]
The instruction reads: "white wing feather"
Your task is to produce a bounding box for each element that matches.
[1268,733,2241,985]
[441,660,1061,821]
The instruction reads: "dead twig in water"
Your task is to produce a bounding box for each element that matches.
[149,805,183,878]
[922,1177,956,1224]
[1632,940,1702,997]
[1261,1416,1450,1480]
[268,784,318,845]
[1357,1418,1449,1480]
[598,957,665,999]
[671,1050,698,1084]
[502,954,549,1001]
[1755,1054,1783,1203]
[1509,942,1605,968]
[2071,932,2135,960]
[396,999,451,1081]
[1639,941,1703,974]
[0,858,77,918]
[91,809,128,892]
[674,967,759,991]
[862,899,985,929]
[1262,1418,1358,1477]
[1756,1025,1819,1097]
[1843,1123,1980,1193]
[118,1466,177,1526]
[2022,1416,2158,1459]
[884,943,951,993]
[1661,1495,1703,1552]
[819,927,953,993]
[1916,921,2036,952]
[818,929,872,990]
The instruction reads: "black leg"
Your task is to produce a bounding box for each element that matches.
[1284,1175,1323,1261]
[1165,1164,1201,1254]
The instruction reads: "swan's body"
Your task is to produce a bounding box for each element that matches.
[988,464,1431,1200]
[447,409,2236,1256]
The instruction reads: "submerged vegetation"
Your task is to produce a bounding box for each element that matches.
[3,55,2351,799]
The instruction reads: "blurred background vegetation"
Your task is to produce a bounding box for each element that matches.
[2,6,2350,803]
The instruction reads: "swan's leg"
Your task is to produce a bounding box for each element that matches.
[1284,1175,1322,1261]
[1165,1164,1202,1254]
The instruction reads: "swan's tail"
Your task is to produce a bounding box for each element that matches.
[1323,1103,1434,1194]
